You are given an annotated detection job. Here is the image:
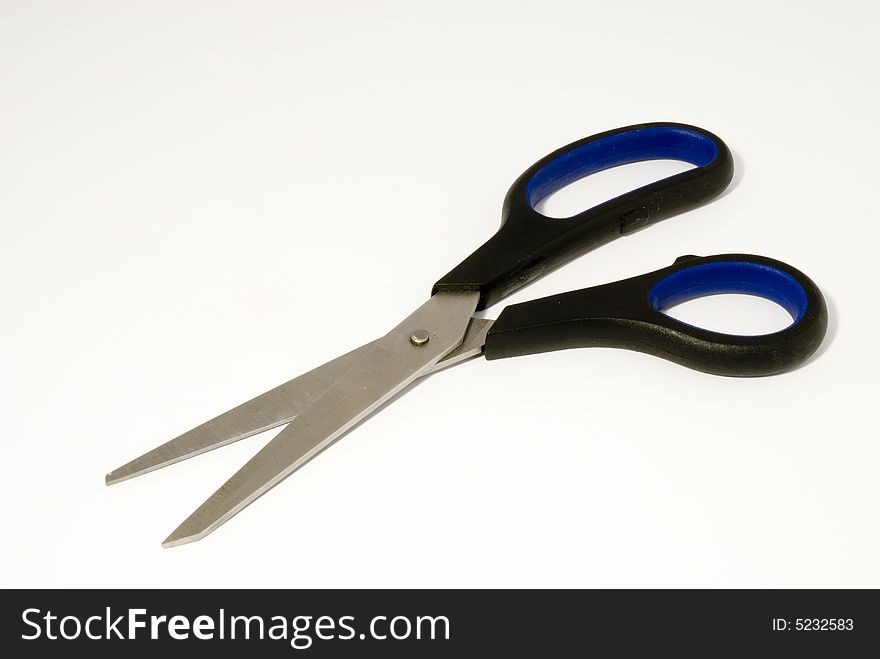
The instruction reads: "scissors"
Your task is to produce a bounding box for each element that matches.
[106,122,828,547]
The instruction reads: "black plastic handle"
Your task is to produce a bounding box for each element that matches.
[433,122,733,310]
[483,254,827,377]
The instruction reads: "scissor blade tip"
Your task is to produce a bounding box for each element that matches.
[161,531,202,549]
[105,466,136,486]
[161,535,190,549]
[162,521,213,548]
[105,456,170,485]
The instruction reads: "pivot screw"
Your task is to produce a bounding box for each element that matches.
[410,329,430,346]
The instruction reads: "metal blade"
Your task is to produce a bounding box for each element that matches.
[432,317,492,370]
[104,341,377,485]
[105,317,493,485]
[162,292,479,547]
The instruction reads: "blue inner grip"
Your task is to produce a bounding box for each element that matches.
[526,126,719,208]
[649,261,809,325]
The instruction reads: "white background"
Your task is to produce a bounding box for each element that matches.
[2,1,878,588]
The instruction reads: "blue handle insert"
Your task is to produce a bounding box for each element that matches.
[648,260,809,324]
[525,125,720,208]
